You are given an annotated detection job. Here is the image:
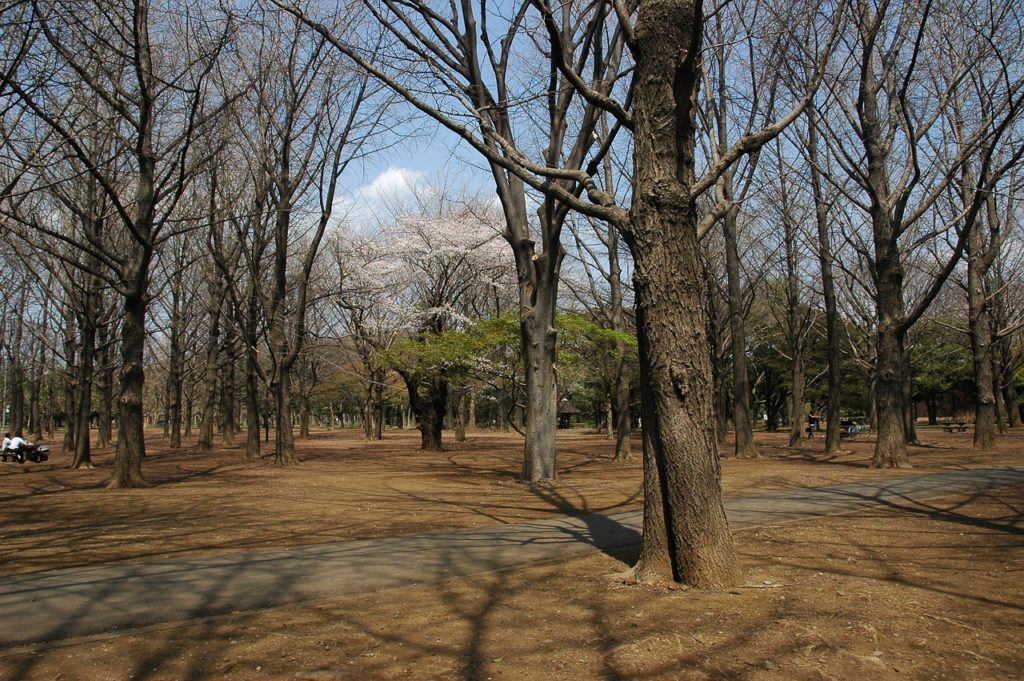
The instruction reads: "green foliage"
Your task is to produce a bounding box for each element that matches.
[909,320,972,397]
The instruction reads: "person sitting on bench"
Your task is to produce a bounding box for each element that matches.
[7,433,30,463]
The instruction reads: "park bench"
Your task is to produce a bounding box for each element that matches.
[1,445,49,464]
[839,420,867,438]
[942,422,968,432]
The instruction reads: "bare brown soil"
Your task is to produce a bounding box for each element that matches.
[0,427,1022,680]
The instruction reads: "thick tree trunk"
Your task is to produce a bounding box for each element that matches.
[627,0,741,588]
[273,368,297,465]
[872,323,909,467]
[968,221,997,448]
[518,271,560,481]
[109,289,149,488]
[403,372,447,451]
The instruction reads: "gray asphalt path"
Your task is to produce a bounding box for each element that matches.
[1,467,1021,648]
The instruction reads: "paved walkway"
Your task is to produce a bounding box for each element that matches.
[1,467,1022,648]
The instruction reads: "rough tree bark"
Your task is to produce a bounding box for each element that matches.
[626,0,741,588]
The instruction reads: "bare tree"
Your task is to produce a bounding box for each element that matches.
[813,0,1024,467]
[3,0,234,486]
[233,9,386,465]
[273,0,632,481]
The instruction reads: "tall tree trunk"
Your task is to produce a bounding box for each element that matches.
[219,324,238,447]
[10,291,26,436]
[374,379,384,439]
[807,107,842,454]
[363,388,373,440]
[184,391,193,436]
[992,349,1007,434]
[72,313,96,469]
[789,365,806,447]
[454,389,467,442]
[299,395,311,439]
[46,370,55,438]
[968,209,997,447]
[902,348,919,445]
[496,395,508,432]
[862,66,908,466]
[721,204,757,458]
[605,193,632,461]
[197,268,223,451]
[244,353,260,459]
[96,325,113,448]
[627,0,740,588]
[167,281,183,449]
[868,376,878,432]
[779,149,806,448]
[704,261,729,445]
[1005,365,1021,428]
[109,1,157,488]
[30,332,44,440]
[62,303,77,452]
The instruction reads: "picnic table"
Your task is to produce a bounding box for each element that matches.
[942,422,968,432]
[839,420,868,438]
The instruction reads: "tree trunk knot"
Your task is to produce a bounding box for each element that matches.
[879,368,898,382]
[669,363,694,402]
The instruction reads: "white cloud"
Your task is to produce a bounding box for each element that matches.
[354,167,424,200]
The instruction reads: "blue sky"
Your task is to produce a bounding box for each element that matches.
[335,118,494,232]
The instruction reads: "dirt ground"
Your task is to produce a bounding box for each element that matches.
[0,426,1022,680]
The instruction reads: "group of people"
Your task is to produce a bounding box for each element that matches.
[1,432,43,463]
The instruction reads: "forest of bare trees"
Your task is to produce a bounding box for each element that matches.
[2,0,1023,587]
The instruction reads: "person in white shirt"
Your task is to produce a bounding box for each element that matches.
[4,433,28,463]
[1,433,10,451]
